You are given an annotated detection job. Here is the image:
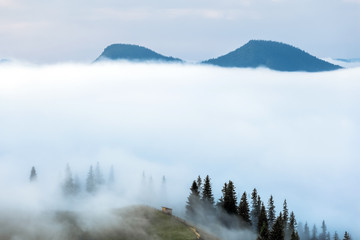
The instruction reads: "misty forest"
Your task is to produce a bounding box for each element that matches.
[8,163,351,240]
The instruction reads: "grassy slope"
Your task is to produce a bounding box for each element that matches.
[0,206,219,240]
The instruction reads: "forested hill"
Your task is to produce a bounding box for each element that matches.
[202,40,342,72]
[95,44,183,62]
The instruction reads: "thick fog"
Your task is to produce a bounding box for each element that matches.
[0,62,359,238]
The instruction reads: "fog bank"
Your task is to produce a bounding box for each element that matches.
[0,63,359,238]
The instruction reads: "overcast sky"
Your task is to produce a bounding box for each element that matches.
[0,0,359,63]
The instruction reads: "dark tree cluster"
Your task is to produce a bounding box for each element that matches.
[185,176,352,240]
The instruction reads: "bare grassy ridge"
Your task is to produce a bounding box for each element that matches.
[0,206,219,240]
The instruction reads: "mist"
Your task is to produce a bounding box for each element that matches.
[0,62,359,239]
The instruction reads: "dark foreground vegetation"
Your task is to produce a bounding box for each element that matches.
[185,175,352,240]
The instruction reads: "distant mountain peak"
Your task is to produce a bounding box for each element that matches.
[95,44,182,63]
[202,40,342,72]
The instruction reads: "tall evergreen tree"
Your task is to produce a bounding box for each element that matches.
[311,225,318,240]
[343,232,350,240]
[326,232,331,240]
[288,212,297,237]
[29,166,37,182]
[223,180,237,215]
[251,188,260,231]
[186,180,200,219]
[63,164,76,196]
[217,182,227,210]
[304,222,311,240]
[197,175,202,197]
[334,232,340,240]
[319,221,327,240]
[269,213,284,240]
[282,200,289,228]
[291,230,300,240]
[267,195,276,229]
[86,165,96,193]
[258,203,269,238]
[238,191,251,226]
[202,175,215,207]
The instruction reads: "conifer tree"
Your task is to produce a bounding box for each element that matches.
[267,195,276,228]
[311,225,318,240]
[251,188,260,231]
[186,180,200,219]
[223,180,237,215]
[197,175,202,197]
[86,165,96,193]
[217,182,227,210]
[63,164,76,196]
[326,232,331,240]
[334,232,340,240]
[343,232,350,240]
[282,200,289,228]
[29,166,37,182]
[238,191,251,226]
[258,203,269,238]
[319,221,327,240]
[202,175,215,207]
[269,213,284,240]
[304,222,311,240]
[288,212,297,236]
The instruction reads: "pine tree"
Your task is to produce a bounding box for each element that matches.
[334,232,340,240]
[86,165,96,193]
[311,225,318,240]
[267,195,276,229]
[319,221,327,240]
[197,175,202,197]
[217,182,227,210]
[326,232,331,240]
[238,191,251,226]
[269,213,284,240]
[223,180,237,215]
[282,200,289,228]
[343,232,350,240]
[63,164,76,196]
[186,180,200,219]
[29,166,37,182]
[202,175,215,208]
[251,188,260,231]
[288,212,297,236]
[258,203,269,238]
[304,222,310,240]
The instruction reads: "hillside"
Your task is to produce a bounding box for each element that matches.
[95,44,182,62]
[202,40,342,72]
[0,206,220,240]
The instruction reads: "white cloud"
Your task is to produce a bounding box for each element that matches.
[0,63,359,238]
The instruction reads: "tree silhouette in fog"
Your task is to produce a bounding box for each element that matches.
[29,166,37,182]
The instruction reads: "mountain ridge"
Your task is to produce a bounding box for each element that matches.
[202,40,342,72]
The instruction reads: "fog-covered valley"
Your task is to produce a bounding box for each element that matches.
[0,62,359,239]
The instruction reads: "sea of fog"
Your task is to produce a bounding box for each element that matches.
[0,62,359,239]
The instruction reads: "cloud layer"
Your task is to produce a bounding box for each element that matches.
[0,62,359,238]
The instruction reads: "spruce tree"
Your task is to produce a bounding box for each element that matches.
[334,232,340,240]
[343,232,350,240]
[197,175,202,197]
[291,230,300,240]
[186,180,200,219]
[267,195,276,228]
[202,175,215,207]
[269,213,284,240]
[282,200,289,228]
[304,222,310,240]
[217,182,227,210]
[258,203,269,238]
[311,225,318,240]
[238,191,251,226]
[29,166,37,182]
[319,221,327,240]
[223,180,237,215]
[251,188,260,231]
[288,212,297,237]
[63,164,75,196]
[86,165,96,193]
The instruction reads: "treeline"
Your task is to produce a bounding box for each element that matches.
[185,175,352,240]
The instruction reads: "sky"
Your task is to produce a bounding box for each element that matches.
[0,0,360,63]
[0,63,359,238]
